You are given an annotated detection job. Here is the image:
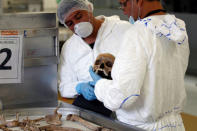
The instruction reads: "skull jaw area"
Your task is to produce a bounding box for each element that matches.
[96,70,112,80]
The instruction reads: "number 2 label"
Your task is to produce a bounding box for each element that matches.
[0,48,12,70]
[0,33,23,84]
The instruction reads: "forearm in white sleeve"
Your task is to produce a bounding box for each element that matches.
[95,79,125,111]
[58,52,82,98]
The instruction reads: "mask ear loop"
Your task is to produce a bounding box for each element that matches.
[130,0,134,18]
[129,0,135,24]
[137,0,141,20]
[137,4,141,21]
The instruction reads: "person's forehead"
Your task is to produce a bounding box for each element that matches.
[65,10,88,21]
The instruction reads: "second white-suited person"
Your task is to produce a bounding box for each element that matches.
[57,0,132,117]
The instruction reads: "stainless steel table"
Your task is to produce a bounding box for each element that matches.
[0,102,144,131]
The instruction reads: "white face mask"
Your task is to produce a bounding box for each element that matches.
[74,22,93,38]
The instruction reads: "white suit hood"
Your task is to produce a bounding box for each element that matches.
[137,14,187,45]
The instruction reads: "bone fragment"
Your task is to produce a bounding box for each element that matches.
[66,114,104,131]
[39,125,82,131]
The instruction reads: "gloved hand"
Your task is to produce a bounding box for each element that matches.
[89,66,101,86]
[76,82,96,101]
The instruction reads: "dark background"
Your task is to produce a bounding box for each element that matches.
[163,0,197,13]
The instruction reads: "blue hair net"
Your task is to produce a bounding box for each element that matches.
[57,0,93,25]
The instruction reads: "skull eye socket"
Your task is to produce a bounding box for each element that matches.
[106,61,113,67]
[95,60,101,65]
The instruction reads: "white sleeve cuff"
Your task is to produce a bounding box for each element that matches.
[95,79,110,102]
[95,79,125,111]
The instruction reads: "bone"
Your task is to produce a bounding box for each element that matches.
[66,114,103,131]
[0,126,13,131]
[101,128,113,131]
[0,107,114,131]
[0,113,21,128]
[0,114,6,124]
[45,106,62,126]
[39,125,82,131]
[0,113,25,131]
[0,125,6,131]
[23,116,44,124]
[0,122,17,131]
[23,124,40,131]
[20,116,44,130]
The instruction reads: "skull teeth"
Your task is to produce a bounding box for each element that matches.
[96,69,108,76]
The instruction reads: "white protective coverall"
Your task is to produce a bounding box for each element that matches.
[59,15,131,98]
[94,14,189,131]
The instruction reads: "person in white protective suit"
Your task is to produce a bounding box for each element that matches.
[88,0,190,130]
[57,0,132,116]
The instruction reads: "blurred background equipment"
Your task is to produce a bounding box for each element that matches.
[0,12,59,109]
[3,0,28,13]
[163,0,197,13]
[1,0,59,13]
[2,0,42,13]
[43,0,58,12]
[0,0,2,15]
[27,0,42,12]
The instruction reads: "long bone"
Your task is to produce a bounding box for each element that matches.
[66,114,103,131]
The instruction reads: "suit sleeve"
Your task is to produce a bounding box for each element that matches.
[58,42,81,98]
[94,28,148,111]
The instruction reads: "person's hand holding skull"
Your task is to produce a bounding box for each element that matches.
[76,53,115,101]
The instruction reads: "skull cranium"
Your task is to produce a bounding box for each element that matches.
[93,53,115,80]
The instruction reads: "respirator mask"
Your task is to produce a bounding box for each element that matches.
[74,22,93,38]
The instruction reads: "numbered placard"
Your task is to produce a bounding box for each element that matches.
[0,31,23,84]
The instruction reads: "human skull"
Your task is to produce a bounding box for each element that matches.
[93,53,115,80]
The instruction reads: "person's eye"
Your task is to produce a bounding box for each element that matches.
[65,21,73,27]
[75,13,82,20]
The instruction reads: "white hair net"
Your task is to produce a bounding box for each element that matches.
[57,0,93,25]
